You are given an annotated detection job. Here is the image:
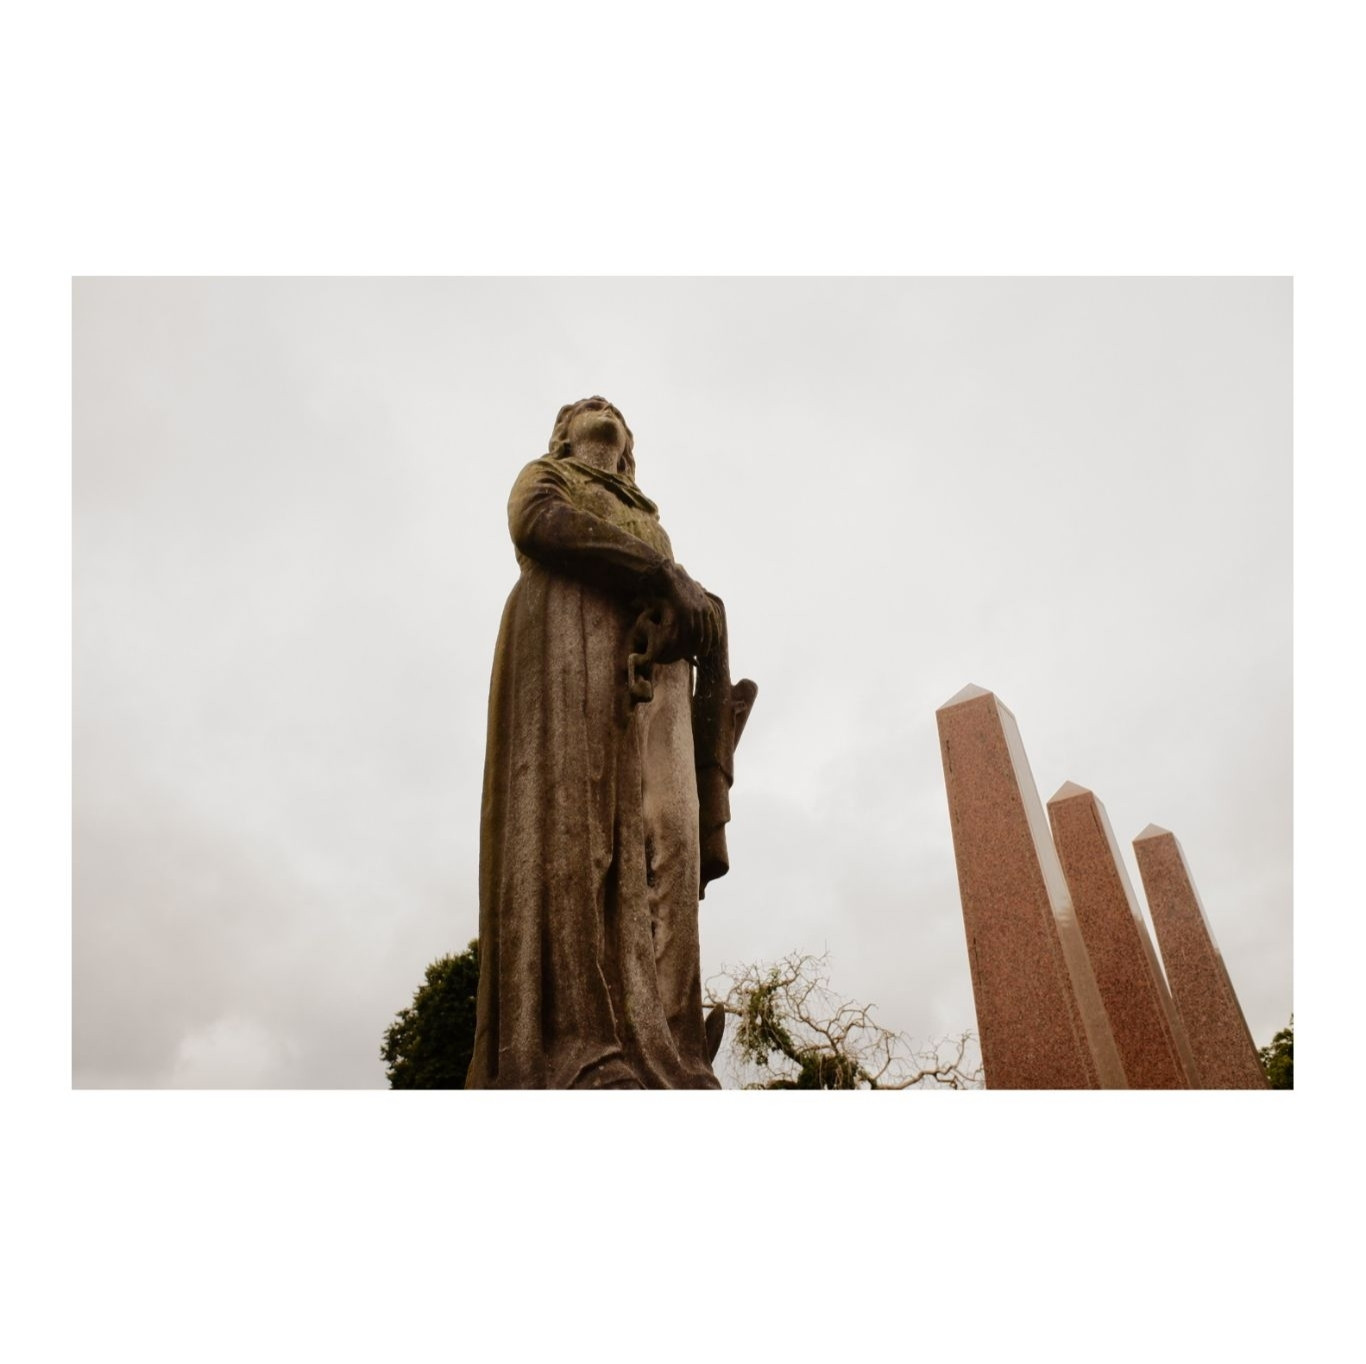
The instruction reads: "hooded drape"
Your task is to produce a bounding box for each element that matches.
[466,454,724,1088]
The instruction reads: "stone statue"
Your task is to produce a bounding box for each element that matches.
[466,397,756,1089]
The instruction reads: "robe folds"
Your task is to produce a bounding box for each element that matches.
[466,455,722,1088]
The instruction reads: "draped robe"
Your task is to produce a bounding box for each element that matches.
[466,454,722,1089]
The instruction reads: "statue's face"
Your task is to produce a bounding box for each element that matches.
[565,399,630,472]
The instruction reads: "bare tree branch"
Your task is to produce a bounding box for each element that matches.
[705,951,983,1091]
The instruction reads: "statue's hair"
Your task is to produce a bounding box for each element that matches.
[548,396,635,475]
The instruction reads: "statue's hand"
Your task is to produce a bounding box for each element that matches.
[654,561,720,662]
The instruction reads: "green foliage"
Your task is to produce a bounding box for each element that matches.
[1259,1015,1293,1090]
[732,964,869,1089]
[733,965,867,1088]
[733,968,801,1071]
[381,941,480,1089]
[764,1051,866,1091]
[794,1050,864,1089]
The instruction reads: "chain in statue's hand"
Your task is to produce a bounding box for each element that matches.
[627,561,722,702]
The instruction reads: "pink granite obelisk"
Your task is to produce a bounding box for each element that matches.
[937,686,1126,1089]
[1047,784,1198,1088]
[1132,825,1267,1089]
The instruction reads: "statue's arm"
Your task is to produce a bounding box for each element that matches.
[509,460,719,657]
[508,459,670,597]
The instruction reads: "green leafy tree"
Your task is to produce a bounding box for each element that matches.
[706,951,982,1090]
[381,941,480,1089]
[1259,1015,1293,1090]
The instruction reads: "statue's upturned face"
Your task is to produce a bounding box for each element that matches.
[565,399,630,473]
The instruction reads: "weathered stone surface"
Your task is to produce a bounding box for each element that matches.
[937,686,1126,1089]
[1132,825,1267,1089]
[467,398,756,1089]
[1048,784,1197,1088]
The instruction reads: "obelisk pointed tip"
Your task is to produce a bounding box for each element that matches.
[1134,823,1171,842]
[938,682,993,711]
[1048,780,1092,804]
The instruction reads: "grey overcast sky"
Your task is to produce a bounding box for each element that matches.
[73,276,1291,1088]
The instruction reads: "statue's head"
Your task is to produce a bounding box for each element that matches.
[549,396,635,476]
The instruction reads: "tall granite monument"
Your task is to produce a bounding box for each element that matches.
[1047,783,1198,1088]
[466,398,756,1089]
[937,685,1126,1088]
[1133,824,1267,1089]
